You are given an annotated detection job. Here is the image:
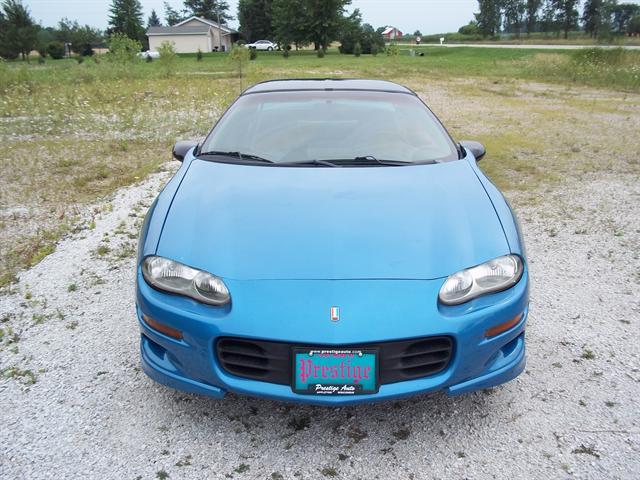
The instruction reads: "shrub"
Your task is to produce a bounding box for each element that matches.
[37,55,45,64]
[157,41,177,77]
[75,56,84,64]
[107,33,141,64]
[196,48,203,61]
[46,41,65,60]
[353,42,362,57]
[249,48,257,60]
[371,43,379,56]
[282,46,290,58]
[316,48,325,58]
[386,43,399,56]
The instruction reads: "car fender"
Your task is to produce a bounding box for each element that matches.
[466,157,525,257]
[138,148,197,261]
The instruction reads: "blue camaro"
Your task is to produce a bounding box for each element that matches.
[136,79,529,405]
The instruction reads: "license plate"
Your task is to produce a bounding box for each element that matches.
[292,348,379,395]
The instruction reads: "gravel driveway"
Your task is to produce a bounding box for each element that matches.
[1,162,639,479]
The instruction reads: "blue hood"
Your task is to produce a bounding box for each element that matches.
[156,159,509,280]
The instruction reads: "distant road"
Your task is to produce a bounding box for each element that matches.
[398,43,640,50]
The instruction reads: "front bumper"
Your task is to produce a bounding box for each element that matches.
[136,270,529,405]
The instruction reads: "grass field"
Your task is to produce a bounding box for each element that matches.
[1,47,639,287]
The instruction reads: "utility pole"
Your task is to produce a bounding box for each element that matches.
[216,2,222,52]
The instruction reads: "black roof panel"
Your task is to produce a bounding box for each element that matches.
[242,79,415,95]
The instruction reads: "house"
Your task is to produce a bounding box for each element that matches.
[382,27,403,41]
[146,16,239,53]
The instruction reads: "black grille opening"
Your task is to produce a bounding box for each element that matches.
[216,336,454,386]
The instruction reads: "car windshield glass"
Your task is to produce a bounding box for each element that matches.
[200,90,458,165]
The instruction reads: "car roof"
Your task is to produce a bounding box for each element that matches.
[242,79,416,96]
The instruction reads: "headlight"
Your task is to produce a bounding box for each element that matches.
[439,255,523,305]
[141,256,230,306]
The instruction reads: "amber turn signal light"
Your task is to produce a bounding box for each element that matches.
[143,315,183,340]
[485,313,523,338]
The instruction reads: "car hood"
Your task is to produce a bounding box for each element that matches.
[156,159,509,280]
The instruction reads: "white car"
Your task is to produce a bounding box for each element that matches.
[138,50,161,60]
[245,40,277,51]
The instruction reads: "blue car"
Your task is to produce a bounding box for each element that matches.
[136,79,529,405]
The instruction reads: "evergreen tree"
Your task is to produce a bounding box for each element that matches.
[183,0,232,24]
[108,0,144,42]
[238,0,273,42]
[147,9,162,27]
[0,0,39,60]
[164,2,185,25]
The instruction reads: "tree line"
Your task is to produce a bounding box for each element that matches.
[467,0,640,39]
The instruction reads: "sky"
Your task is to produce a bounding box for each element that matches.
[24,0,480,35]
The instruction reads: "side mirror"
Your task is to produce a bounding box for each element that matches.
[172,140,199,162]
[460,140,486,162]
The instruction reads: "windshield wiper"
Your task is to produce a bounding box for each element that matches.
[197,151,274,164]
[354,156,438,166]
[278,159,341,168]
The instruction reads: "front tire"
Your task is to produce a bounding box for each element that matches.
[267,47,273,51]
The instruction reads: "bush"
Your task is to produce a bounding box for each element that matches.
[107,33,141,63]
[249,48,257,60]
[458,21,480,36]
[353,42,362,57]
[282,46,290,58]
[46,41,65,60]
[316,48,325,58]
[196,48,203,61]
[386,43,399,56]
[157,41,177,77]
[75,56,84,64]
[37,55,45,64]
[371,43,379,56]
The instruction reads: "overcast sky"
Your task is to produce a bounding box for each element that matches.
[25,0,481,35]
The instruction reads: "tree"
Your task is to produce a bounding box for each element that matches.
[540,0,560,33]
[55,18,103,55]
[338,8,362,53]
[107,32,142,62]
[524,0,542,34]
[147,9,161,27]
[164,2,185,25]
[157,40,177,76]
[183,0,232,24]
[272,0,310,51]
[629,14,640,34]
[46,40,65,59]
[552,0,580,39]
[503,0,526,36]
[108,0,144,43]
[0,0,39,60]
[338,11,384,55]
[305,0,352,50]
[611,3,640,33]
[475,0,502,36]
[413,29,422,36]
[459,20,481,35]
[238,0,273,42]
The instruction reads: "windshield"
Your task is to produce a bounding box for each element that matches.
[200,90,458,165]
